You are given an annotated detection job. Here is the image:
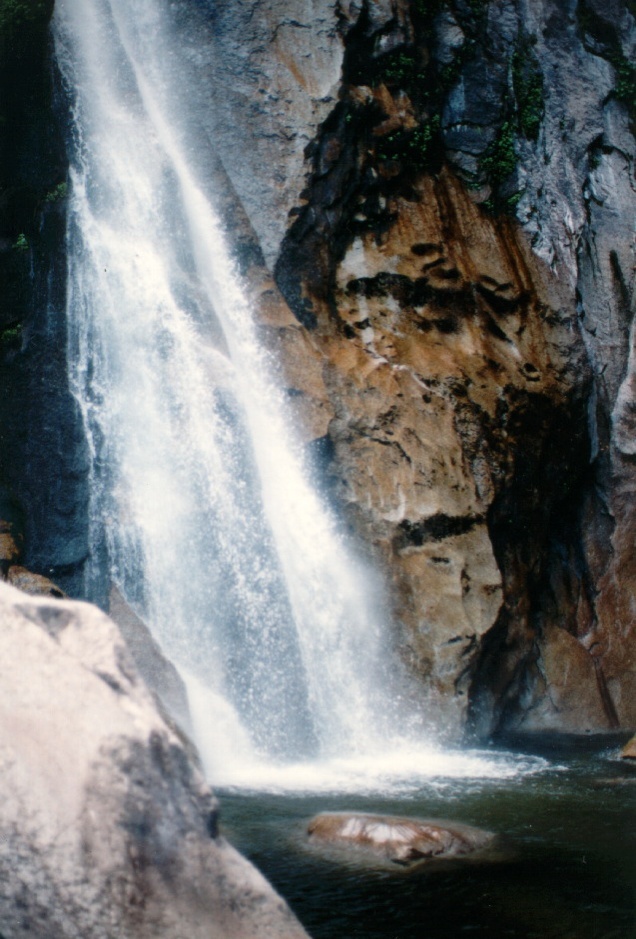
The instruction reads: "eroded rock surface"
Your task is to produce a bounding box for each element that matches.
[307,811,494,865]
[210,0,636,739]
[0,582,309,939]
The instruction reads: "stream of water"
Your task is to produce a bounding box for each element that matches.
[54,0,394,767]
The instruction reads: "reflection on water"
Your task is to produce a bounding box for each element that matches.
[217,738,636,939]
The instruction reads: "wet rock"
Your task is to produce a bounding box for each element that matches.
[307,812,494,865]
[166,0,348,267]
[5,564,65,598]
[265,0,636,739]
[0,519,22,573]
[0,581,309,939]
[621,736,636,760]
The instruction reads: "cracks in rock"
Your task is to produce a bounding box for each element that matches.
[394,513,483,552]
[592,657,620,728]
[269,19,312,43]
[355,426,413,465]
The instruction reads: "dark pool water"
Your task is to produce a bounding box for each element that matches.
[217,738,636,939]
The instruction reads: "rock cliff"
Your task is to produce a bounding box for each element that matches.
[0,0,89,597]
[181,0,636,738]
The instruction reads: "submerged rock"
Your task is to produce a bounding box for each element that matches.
[0,582,309,939]
[307,812,494,865]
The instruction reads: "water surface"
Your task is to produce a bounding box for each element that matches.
[218,738,635,939]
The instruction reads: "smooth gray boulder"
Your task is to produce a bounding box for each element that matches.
[0,582,309,939]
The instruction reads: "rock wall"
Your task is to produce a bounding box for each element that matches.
[0,0,89,596]
[184,0,636,738]
[0,582,309,939]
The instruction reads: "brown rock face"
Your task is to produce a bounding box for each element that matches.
[274,163,594,734]
[307,812,494,865]
[5,565,65,598]
[257,0,636,739]
[0,521,22,572]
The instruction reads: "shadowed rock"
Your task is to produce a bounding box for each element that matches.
[108,585,192,736]
[307,812,494,865]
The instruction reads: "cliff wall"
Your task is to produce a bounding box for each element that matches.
[0,0,89,595]
[181,0,636,738]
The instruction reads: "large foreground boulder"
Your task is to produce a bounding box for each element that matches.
[0,582,309,939]
[307,812,494,866]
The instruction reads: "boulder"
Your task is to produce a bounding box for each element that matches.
[108,584,192,736]
[0,581,309,939]
[621,736,636,760]
[307,812,494,866]
[0,519,22,571]
[5,564,65,598]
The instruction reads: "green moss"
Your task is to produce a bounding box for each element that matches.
[374,50,423,90]
[45,182,68,203]
[479,121,523,214]
[412,0,446,18]
[480,121,517,185]
[11,233,28,250]
[0,322,22,345]
[467,0,489,15]
[377,116,441,171]
[512,37,544,140]
[611,51,636,121]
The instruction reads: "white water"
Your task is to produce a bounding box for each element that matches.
[54,0,545,792]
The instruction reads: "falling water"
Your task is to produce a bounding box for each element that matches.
[53,0,544,791]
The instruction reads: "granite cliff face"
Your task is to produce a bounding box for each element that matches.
[181,0,636,738]
[1,0,634,741]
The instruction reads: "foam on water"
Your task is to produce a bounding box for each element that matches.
[185,672,549,795]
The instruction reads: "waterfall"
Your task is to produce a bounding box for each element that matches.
[53,0,543,792]
[53,0,402,772]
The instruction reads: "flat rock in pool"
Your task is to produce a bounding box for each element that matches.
[307,812,494,866]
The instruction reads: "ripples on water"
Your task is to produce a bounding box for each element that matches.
[214,738,636,939]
